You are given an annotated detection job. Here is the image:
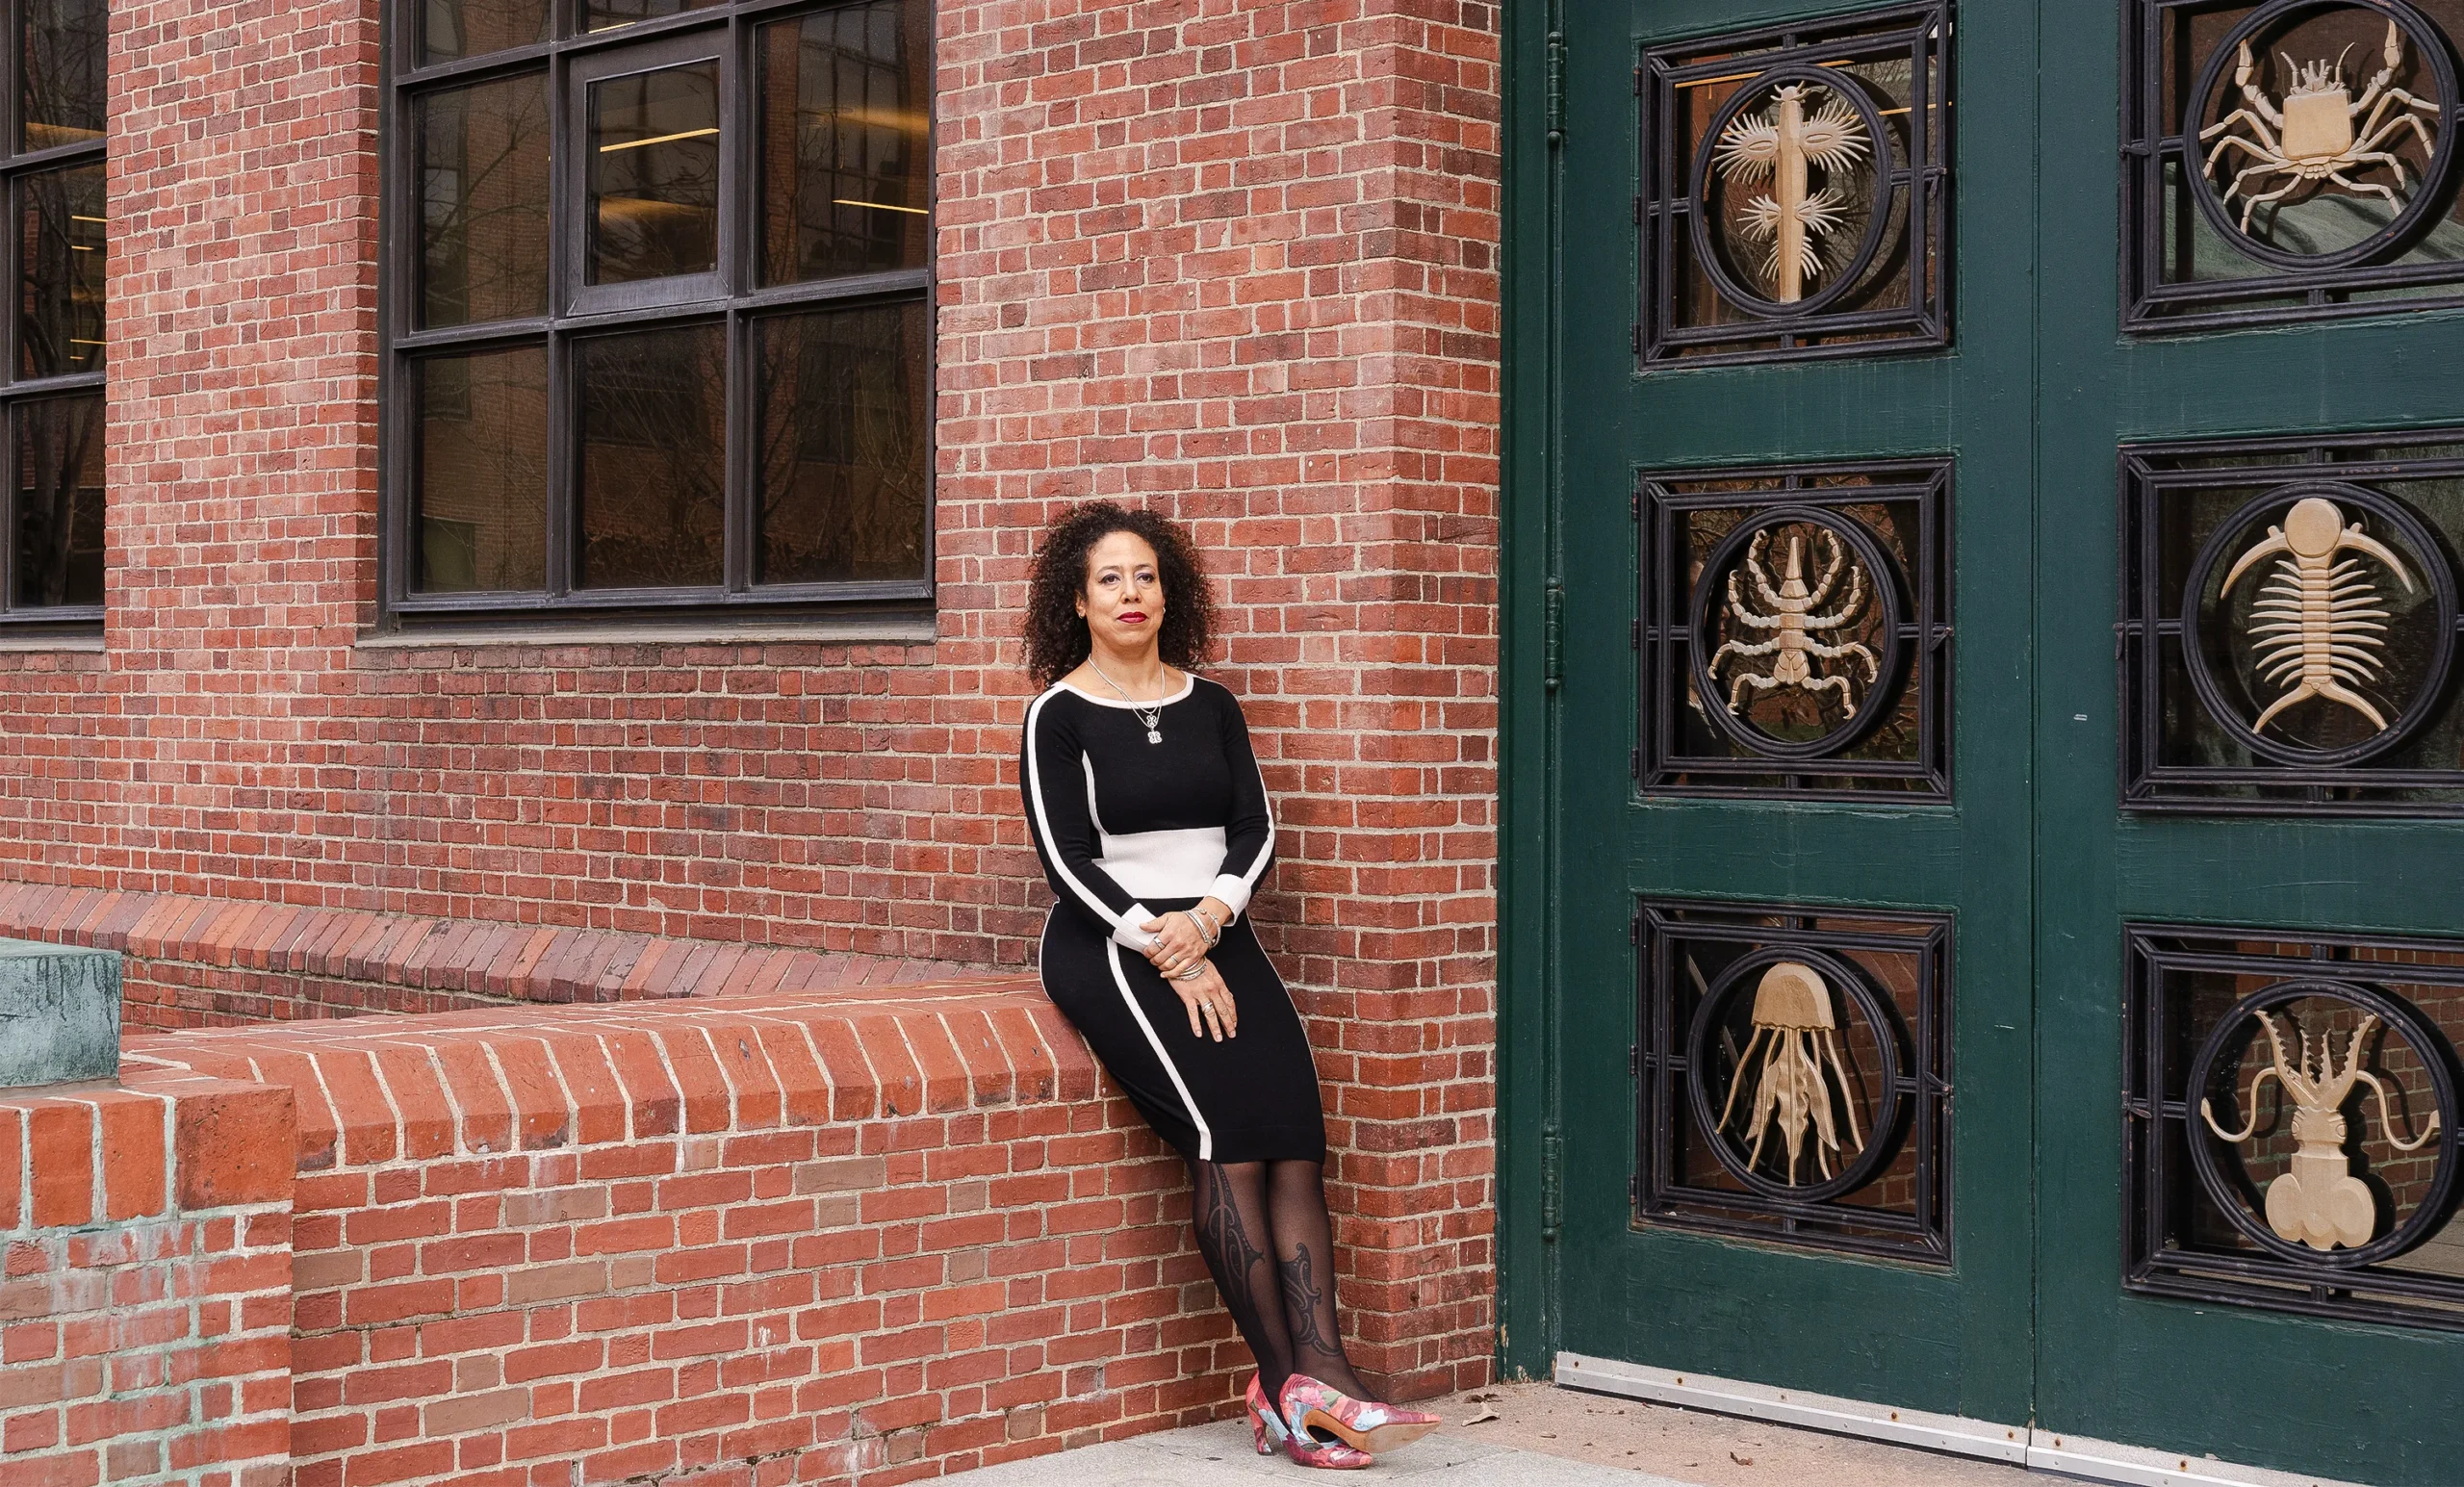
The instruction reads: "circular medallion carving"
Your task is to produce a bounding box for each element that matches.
[2185,0,2460,269]
[1683,944,1906,1203]
[2179,480,2455,766]
[2186,978,2458,1268]
[1686,507,1909,760]
[1687,64,1897,317]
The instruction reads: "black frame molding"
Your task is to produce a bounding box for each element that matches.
[2119,428,2464,815]
[2124,923,2464,1332]
[1637,2,1952,368]
[378,0,936,629]
[2121,0,2464,332]
[1634,898,1953,1265]
[1638,457,1953,800]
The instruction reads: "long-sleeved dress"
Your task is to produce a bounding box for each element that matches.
[1020,673,1325,1164]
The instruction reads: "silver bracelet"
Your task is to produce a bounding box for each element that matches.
[1173,961,1207,981]
[1184,908,1220,947]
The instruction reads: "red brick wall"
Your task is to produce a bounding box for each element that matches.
[0,0,1502,1397]
[0,1073,295,1487]
[120,983,1245,1485]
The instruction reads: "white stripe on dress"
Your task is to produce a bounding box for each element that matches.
[1025,686,1155,949]
[1106,940,1213,1161]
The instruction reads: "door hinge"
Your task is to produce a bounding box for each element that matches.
[1628,1043,1640,1079]
[1630,489,1642,523]
[1631,323,1643,356]
[1543,578,1565,691]
[1629,910,1641,945]
[1631,194,1643,226]
[1628,1172,1639,1208]
[1630,617,1641,651]
[1540,1125,1564,1242]
[1545,31,1567,145]
[1630,745,1641,782]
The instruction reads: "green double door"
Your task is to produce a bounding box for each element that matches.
[1503,3,2464,1482]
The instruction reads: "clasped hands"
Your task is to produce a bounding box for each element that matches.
[1143,896,1237,1041]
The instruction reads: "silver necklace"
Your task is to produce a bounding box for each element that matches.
[1089,659,1167,744]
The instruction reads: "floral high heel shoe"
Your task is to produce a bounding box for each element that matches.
[1247,1372,1373,1468]
[1279,1372,1443,1455]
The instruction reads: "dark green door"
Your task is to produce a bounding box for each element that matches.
[1503,1,2464,1481]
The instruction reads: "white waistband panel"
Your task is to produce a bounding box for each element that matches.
[1096,825,1228,902]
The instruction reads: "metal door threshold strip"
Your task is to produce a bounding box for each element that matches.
[1555,1353,2368,1487]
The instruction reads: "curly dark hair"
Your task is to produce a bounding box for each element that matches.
[1022,501,1217,688]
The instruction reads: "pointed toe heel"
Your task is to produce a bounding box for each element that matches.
[1280,1372,1443,1455]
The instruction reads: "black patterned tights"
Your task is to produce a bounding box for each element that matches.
[1187,1159,1370,1404]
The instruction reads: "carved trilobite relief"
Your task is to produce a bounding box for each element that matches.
[2221,496,2416,736]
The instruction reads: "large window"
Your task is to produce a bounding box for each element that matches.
[387,0,930,619]
[0,0,105,628]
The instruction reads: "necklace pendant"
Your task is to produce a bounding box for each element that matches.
[1146,729,1163,744]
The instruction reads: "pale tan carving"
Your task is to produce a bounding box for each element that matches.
[2199,21,2439,233]
[2220,496,2415,735]
[2200,1011,2440,1251]
[1713,83,1870,301]
[1715,961,1866,1185]
[1708,527,1878,720]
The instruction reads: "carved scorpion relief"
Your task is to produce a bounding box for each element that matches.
[2200,20,2440,234]
[1708,526,1880,721]
[2201,1010,2440,1251]
[1715,961,1866,1186]
[2220,495,2416,736]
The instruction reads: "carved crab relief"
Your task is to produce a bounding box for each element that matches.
[2200,20,2440,234]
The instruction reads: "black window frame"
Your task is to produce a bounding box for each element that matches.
[0,0,108,632]
[379,0,936,628]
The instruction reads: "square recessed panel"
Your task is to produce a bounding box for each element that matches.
[2119,430,2464,814]
[1639,460,1951,800]
[2124,0,2464,331]
[2125,925,2464,1331]
[1638,4,1950,366]
[1635,900,1953,1263]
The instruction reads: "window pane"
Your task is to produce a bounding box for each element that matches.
[21,0,104,152]
[581,0,721,35]
[576,323,724,589]
[20,164,104,377]
[413,346,548,594]
[757,301,927,585]
[586,62,721,285]
[418,74,552,328]
[418,0,551,68]
[12,395,101,608]
[758,2,930,285]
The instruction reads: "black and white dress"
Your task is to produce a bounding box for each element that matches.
[1021,674,1325,1164]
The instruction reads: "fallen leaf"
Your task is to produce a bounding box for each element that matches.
[1461,1408,1500,1426]
[1731,1452,1755,1467]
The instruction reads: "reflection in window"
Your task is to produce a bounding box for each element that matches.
[418,74,551,328]
[414,347,548,594]
[758,2,930,285]
[11,395,100,607]
[385,0,933,618]
[757,302,928,584]
[19,163,102,376]
[587,63,721,284]
[21,0,103,151]
[418,0,552,67]
[2,0,103,621]
[582,0,723,33]
[576,323,726,589]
